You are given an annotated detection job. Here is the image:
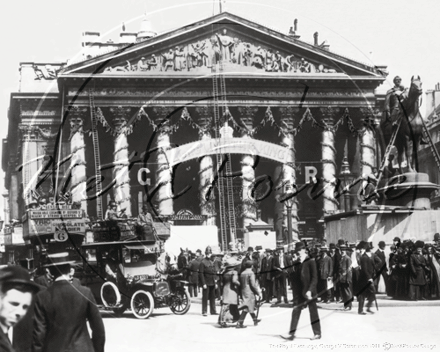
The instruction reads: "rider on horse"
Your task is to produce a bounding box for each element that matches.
[384,76,406,126]
[383,75,428,145]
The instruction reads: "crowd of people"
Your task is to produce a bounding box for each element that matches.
[1,233,439,350]
[175,232,440,335]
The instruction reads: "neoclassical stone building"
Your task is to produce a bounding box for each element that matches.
[3,12,388,250]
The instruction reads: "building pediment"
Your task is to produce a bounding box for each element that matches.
[60,12,384,79]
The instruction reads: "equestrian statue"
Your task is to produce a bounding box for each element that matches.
[380,75,426,174]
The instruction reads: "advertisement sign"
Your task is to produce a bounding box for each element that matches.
[24,206,86,239]
[29,209,83,219]
[27,219,86,236]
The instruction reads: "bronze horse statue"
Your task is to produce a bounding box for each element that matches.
[379,76,424,174]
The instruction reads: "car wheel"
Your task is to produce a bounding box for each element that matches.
[101,281,121,307]
[169,287,191,315]
[130,290,154,319]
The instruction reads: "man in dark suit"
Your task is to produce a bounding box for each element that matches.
[358,243,376,315]
[374,241,388,293]
[199,247,217,316]
[261,249,274,303]
[329,243,341,302]
[0,266,41,352]
[272,247,290,304]
[33,252,105,352]
[281,242,321,341]
[338,245,353,310]
[317,246,333,303]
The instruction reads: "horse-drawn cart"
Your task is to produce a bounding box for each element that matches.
[79,220,191,319]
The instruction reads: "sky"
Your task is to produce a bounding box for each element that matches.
[1,0,440,219]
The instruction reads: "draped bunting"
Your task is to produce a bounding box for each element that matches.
[92,105,365,140]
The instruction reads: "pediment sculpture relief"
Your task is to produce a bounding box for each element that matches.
[103,30,338,75]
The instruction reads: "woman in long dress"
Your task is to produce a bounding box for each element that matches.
[219,257,241,327]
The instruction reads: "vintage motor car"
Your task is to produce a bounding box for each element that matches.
[79,221,191,319]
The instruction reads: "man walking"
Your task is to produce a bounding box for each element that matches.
[281,242,321,341]
[199,247,217,316]
[33,252,105,352]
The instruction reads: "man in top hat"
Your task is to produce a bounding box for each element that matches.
[375,241,388,293]
[358,242,376,315]
[33,252,105,352]
[0,266,41,352]
[317,246,333,303]
[199,246,218,316]
[281,241,320,341]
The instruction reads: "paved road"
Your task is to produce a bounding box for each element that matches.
[101,295,440,352]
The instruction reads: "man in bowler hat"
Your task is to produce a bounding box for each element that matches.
[0,266,41,352]
[281,242,321,341]
[33,252,105,352]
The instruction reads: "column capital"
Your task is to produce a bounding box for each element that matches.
[67,106,87,132]
[238,106,258,135]
[152,106,174,133]
[319,106,341,127]
[110,106,131,134]
[278,106,300,130]
[194,106,213,127]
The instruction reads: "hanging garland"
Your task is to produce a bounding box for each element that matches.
[36,127,59,140]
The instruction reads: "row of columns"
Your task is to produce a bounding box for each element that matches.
[17,106,379,239]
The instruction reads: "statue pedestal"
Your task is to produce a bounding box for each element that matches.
[377,172,439,209]
[324,172,440,246]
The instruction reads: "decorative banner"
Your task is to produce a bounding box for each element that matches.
[166,137,291,167]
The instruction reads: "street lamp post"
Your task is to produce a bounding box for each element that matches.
[277,188,295,245]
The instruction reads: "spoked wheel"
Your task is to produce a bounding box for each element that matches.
[130,290,154,319]
[101,282,121,307]
[169,287,191,315]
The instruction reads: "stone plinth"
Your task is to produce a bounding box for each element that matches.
[377,172,439,209]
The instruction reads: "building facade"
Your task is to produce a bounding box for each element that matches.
[2,12,388,252]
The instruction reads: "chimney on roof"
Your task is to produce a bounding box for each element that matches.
[82,32,101,57]
[137,16,156,42]
[288,19,300,39]
[119,32,137,44]
[313,32,319,46]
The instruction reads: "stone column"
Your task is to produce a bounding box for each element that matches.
[238,106,258,230]
[279,107,299,242]
[19,125,39,207]
[320,107,340,215]
[359,108,378,178]
[68,106,88,213]
[359,107,380,204]
[110,106,132,217]
[153,107,174,216]
[195,106,216,225]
